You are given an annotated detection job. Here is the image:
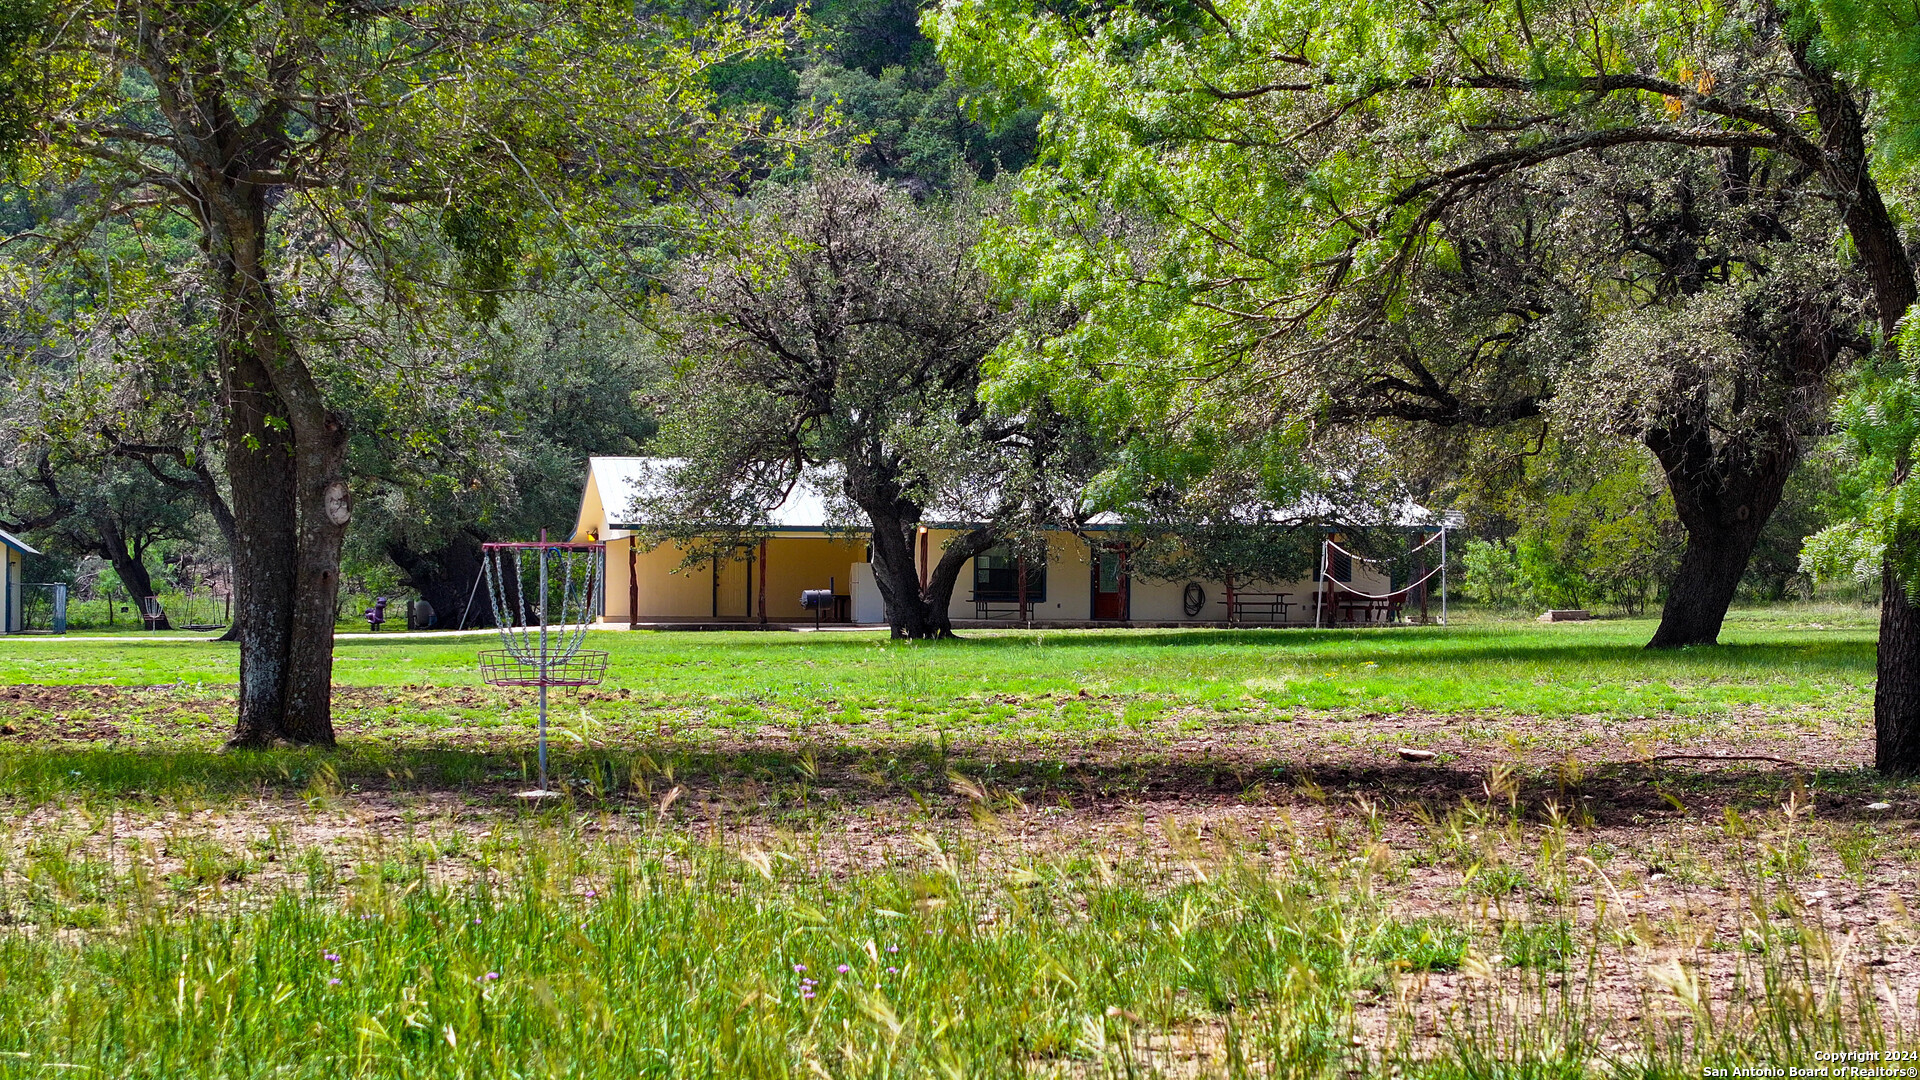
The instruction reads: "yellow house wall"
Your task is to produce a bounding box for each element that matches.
[910,530,1396,624]
[715,549,752,618]
[573,475,607,543]
[601,537,724,620]
[605,523,1399,625]
[1129,562,1393,623]
[604,535,865,621]
[755,536,866,620]
[919,529,1095,622]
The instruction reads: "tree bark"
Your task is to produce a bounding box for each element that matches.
[387,533,490,630]
[864,507,957,638]
[1877,548,1920,773]
[1785,38,1920,772]
[1643,411,1797,648]
[847,462,998,638]
[224,345,303,743]
[94,514,168,630]
[201,186,349,748]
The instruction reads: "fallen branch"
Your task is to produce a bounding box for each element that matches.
[1641,753,1809,769]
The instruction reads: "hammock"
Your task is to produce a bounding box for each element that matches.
[1315,533,1449,624]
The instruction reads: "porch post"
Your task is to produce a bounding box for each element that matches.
[627,539,638,630]
[918,527,929,594]
[1017,554,1029,626]
[1088,545,1099,620]
[1119,546,1130,623]
[1440,525,1448,627]
[758,538,769,625]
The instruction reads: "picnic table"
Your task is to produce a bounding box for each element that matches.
[1323,594,1398,624]
[1220,592,1292,622]
[970,593,1027,620]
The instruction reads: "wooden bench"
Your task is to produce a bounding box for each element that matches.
[970,594,1028,620]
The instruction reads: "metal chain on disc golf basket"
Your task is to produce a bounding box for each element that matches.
[479,540,606,796]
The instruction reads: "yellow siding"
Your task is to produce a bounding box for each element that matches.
[600,537,721,620]
[605,523,1406,625]
[571,474,606,543]
[755,537,866,620]
[604,535,864,621]
[919,529,1095,621]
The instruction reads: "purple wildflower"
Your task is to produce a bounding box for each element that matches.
[328,978,341,986]
[886,945,899,953]
[324,953,341,964]
[483,972,499,981]
[793,964,806,973]
[887,966,898,974]
[837,964,850,973]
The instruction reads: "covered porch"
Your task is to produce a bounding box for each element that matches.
[597,533,877,627]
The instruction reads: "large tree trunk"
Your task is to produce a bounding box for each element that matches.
[1787,38,1920,773]
[202,185,350,748]
[865,509,949,638]
[1876,549,1920,773]
[1643,415,1797,648]
[225,346,302,741]
[388,533,491,629]
[846,461,999,638]
[94,515,168,630]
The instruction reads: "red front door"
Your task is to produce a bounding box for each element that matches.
[1093,549,1127,620]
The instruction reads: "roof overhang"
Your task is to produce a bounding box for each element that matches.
[0,528,40,556]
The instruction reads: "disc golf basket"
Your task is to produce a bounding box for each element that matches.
[479,535,606,798]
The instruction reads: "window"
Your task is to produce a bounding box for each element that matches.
[974,547,1047,601]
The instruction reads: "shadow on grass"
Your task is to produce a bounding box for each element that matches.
[3,739,1910,827]
[588,625,1880,674]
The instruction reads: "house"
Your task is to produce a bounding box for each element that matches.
[571,457,1452,627]
[0,528,39,634]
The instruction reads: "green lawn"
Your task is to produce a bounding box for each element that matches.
[0,606,1878,721]
[0,605,1904,1077]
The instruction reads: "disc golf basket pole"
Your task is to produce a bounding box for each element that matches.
[479,534,607,798]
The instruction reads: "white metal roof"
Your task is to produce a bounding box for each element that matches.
[0,528,40,556]
[574,457,844,540]
[1080,500,1456,531]
[572,456,1461,540]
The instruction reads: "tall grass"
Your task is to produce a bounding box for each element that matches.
[0,815,1907,1077]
